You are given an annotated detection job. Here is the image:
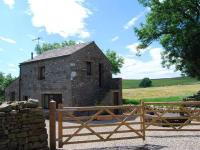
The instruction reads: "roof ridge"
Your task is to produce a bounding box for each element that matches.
[38,41,93,55]
[21,41,94,64]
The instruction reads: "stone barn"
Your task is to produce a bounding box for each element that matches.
[5,41,122,108]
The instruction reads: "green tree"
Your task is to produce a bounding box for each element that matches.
[135,0,200,78]
[35,40,76,54]
[139,77,152,88]
[0,72,15,101]
[105,49,124,74]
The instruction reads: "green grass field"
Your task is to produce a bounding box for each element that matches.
[122,82,200,104]
[123,77,200,89]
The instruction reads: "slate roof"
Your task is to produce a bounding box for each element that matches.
[21,41,93,64]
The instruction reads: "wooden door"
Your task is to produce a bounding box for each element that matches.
[113,92,119,114]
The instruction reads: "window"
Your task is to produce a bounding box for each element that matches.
[42,94,62,109]
[10,92,15,101]
[23,96,29,101]
[86,62,92,75]
[38,66,45,80]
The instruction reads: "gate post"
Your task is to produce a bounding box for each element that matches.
[140,100,146,140]
[49,100,56,150]
[58,104,63,148]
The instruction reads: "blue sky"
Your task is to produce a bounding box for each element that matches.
[0,0,181,79]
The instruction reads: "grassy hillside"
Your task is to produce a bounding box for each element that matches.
[123,77,199,89]
[123,84,200,100]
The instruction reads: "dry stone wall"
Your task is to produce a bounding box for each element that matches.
[0,99,49,150]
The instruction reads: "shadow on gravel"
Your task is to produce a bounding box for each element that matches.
[148,135,200,138]
[75,144,167,150]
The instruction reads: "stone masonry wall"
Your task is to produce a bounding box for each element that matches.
[5,78,19,101]
[0,99,48,150]
[71,43,113,106]
[20,56,72,106]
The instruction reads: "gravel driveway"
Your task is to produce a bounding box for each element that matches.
[45,119,200,150]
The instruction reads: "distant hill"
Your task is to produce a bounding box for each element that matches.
[123,77,200,89]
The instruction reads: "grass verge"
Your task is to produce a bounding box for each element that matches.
[123,96,183,105]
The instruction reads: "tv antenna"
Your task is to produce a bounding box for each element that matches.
[32,37,42,45]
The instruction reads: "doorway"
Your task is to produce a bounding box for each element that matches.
[113,91,119,114]
[42,94,62,109]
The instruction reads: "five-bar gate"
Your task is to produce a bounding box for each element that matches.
[49,101,200,150]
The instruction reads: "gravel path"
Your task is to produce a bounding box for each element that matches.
[45,119,200,150]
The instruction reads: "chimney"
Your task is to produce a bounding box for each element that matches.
[31,52,33,60]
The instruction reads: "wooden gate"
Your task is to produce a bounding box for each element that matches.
[144,101,200,131]
[49,101,200,150]
[49,101,145,150]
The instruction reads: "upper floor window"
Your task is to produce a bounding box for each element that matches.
[86,62,92,76]
[38,66,45,80]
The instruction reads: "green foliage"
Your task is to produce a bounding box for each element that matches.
[123,77,199,89]
[35,40,76,54]
[105,49,124,74]
[123,99,140,105]
[0,72,15,101]
[139,77,152,88]
[135,0,200,78]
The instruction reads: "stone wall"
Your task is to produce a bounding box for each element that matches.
[0,99,48,150]
[5,78,19,101]
[71,43,113,106]
[19,56,72,106]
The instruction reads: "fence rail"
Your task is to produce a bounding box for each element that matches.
[144,101,200,131]
[49,101,200,150]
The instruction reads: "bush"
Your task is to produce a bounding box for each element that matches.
[139,78,152,88]
[122,99,140,105]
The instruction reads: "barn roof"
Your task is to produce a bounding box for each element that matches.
[21,41,94,64]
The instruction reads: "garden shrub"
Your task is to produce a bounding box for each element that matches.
[139,78,152,88]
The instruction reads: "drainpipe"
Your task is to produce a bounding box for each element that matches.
[19,64,21,101]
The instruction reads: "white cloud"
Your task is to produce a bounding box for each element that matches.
[3,0,15,9]
[126,42,149,55]
[111,36,119,42]
[28,0,91,38]
[0,36,16,44]
[124,12,144,30]
[115,47,181,79]
[124,8,150,30]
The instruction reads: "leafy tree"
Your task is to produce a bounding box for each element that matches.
[135,0,200,78]
[139,77,152,88]
[105,49,124,74]
[0,72,15,101]
[35,40,76,54]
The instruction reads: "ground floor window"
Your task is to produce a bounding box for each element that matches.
[10,92,15,101]
[42,94,62,109]
[23,96,29,101]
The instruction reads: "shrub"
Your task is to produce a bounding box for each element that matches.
[139,78,152,88]
[122,99,140,105]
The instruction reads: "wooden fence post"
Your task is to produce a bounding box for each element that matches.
[58,104,63,148]
[49,100,56,150]
[140,100,146,140]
